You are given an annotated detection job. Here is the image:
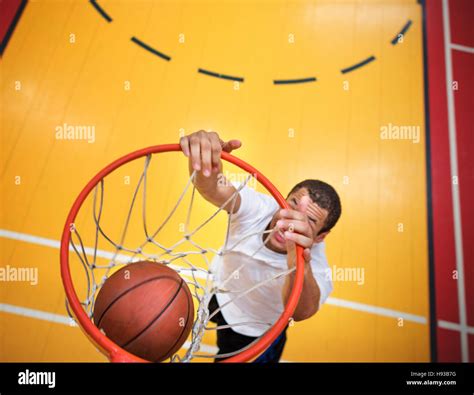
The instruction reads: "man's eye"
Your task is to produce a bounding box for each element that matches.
[292,198,297,205]
[309,218,317,224]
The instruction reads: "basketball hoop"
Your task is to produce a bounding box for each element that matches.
[60,144,305,362]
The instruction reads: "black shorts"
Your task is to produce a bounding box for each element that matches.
[208,295,287,363]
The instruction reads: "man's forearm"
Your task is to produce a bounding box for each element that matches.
[188,160,220,198]
[188,160,240,213]
[180,131,242,213]
[283,265,320,321]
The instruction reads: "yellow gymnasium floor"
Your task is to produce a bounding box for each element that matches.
[1,0,429,362]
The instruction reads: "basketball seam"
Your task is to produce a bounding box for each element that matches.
[95,275,179,328]
[154,284,193,362]
[121,278,184,350]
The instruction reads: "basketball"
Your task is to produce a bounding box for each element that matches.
[93,261,194,362]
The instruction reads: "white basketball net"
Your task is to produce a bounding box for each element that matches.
[66,154,295,362]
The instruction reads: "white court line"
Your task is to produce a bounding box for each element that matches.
[2,302,472,342]
[0,302,219,355]
[0,228,207,279]
[0,302,73,326]
[0,228,429,324]
[442,0,469,362]
[438,320,474,335]
[326,298,426,324]
[450,43,474,54]
[3,302,471,363]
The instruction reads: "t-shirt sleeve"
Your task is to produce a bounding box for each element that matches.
[230,182,276,224]
[309,242,333,309]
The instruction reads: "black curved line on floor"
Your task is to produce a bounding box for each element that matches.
[274,77,317,85]
[391,19,413,45]
[89,0,112,22]
[340,56,376,74]
[198,68,244,82]
[131,36,171,61]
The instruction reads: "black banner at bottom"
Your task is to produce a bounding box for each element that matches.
[1,362,473,393]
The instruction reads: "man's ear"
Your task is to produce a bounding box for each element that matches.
[314,231,330,244]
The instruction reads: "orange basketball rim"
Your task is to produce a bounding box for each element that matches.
[60,144,305,362]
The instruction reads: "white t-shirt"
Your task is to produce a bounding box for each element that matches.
[212,184,333,337]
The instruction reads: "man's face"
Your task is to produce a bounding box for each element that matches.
[267,187,329,253]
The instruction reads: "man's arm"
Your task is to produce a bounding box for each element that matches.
[283,240,321,321]
[280,197,321,321]
[180,130,242,213]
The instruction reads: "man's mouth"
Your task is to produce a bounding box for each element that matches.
[274,229,285,244]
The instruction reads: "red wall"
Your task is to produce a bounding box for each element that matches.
[425,0,474,362]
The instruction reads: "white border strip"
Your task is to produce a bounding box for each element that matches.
[450,43,474,54]
[442,0,469,362]
[1,228,428,324]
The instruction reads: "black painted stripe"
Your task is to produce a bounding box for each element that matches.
[131,36,171,61]
[273,77,317,85]
[420,0,437,362]
[391,19,413,45]
[340,55,376,74]
[89,0,112,23]
[122,278,184,349]
[198,68,244,82]
[0,0,28,57]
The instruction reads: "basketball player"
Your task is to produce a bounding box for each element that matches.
[180,130,341,362]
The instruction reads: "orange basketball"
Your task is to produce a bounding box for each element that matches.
[93,261,194,362]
